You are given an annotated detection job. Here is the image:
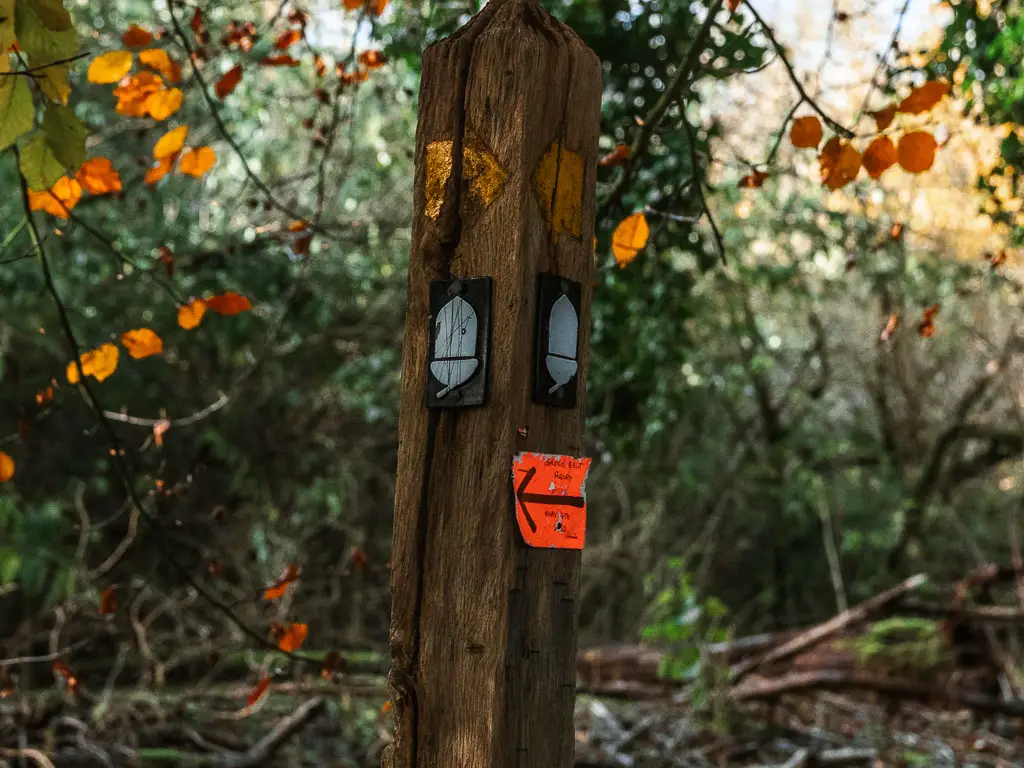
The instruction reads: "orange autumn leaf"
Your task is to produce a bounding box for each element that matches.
[178,299,207,330]
[179,146,217,178]
[599,143,630,167]
[51,661,78,694]
[246,676,271,707]
[288,220,308,232]
[122,25,154,47]
[271,622,308,653]
[897,131,938,173]
[380,699,393,715]
[153,126,188,159]
[0,452,13,484]
[145,154,177,186]
[99,586,118,615]
[275,29,301,50]
[205,291,252,315]
[869,104,897,131]
[215,65,242,99]
[145,87,183,120]
[738,170,768,188]
[114,72,165,116]
[879,313,900,342]
[139,49,181,83]
[344,0,390,13]
[153,419,170,447]
[918,303,940,338]
[358,50,386,69]
[822,141,861,190]
[789,115,823,149]
[76,158,123,196]
[262,55,300,67]
[862,135,897,179]
[66,343,119,384]
[611,212,650,268]
[28,177,82,219]
[264,563,299,600]
[35,385,54,406]
[87,50,133,84]
[314,55,327,77]
[121,328,163,359]
[897,80,950,115]
[727,0,741,9]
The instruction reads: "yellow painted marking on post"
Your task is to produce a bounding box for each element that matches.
[533,140,584,240]
[425,140,454,220]
[424,134,507,221]
[463,132,508,208]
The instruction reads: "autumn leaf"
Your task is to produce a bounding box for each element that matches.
[114,72,165,116]
[727,0,741,10]
[862,136,897,179]
[122,25,154,47]
[144,87,183,121]
[67,343,119,384]
[179,146,216,177]
[288,220,308,233]
[0,667,13,698]
[87,50,133,84]
[869,104,897,131]
[351,547,369,571]
[153,126,188,159]
[205,291,252,315]
[28,176,82,219]
[986,250,1008,269]
[246,676,271,707]
[738,170,768,188]
[344,0,390,13]
[51,661,77,694]
[76,157,122,195]
[599,143,630,167]
[121,328,163,359]
[35,385,54,406]
[139,49,180,83]
[177,299,207,330]
[99,586,118,615]
[158,246,175,276]
[275,29,301,49]
[264,563,299,600]
[262,55,300,67]
[789,115,822,149]
[611,212,650,268]
[897,131,937,173]
[215,65,242,99]
[358,50,386,69]
[145,154,177,185]
[879,313,900,342]
[314,55,327,78]
[0,452,13,484]
[153,419,170,447]
[897,80,950,115]
[821,140,861,190]
[918,303,940,338]
[271,622,308,653]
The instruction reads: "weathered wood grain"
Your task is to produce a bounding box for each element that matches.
[385,0,602,766]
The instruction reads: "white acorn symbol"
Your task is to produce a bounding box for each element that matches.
[430,295,479,398]
[545,294,578,394]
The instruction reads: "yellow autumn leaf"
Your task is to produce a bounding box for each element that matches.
[179,146,216,177]
[145,88,183,121]
[121,328,164,359]
[87,51,134,85]
[178,299,206,330]
[153,126,188,159]
[611,212,650,268]
[0,451,13,483]
[139,49,180,83]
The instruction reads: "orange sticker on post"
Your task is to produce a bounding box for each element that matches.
[512,452,591,549]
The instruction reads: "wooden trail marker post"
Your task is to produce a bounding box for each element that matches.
[384,0,602,766]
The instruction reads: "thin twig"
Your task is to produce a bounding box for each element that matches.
[681,105,726,264]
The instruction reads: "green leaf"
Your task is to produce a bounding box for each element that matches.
[0,71,34,151]
[0,0,15,53]
[15,0,78,62]
[32,59,71,105]
[0,547,20,584]
[19,131,65,191]
[42,103,86,170]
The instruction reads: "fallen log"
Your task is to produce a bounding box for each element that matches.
[730,669,1024,718]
